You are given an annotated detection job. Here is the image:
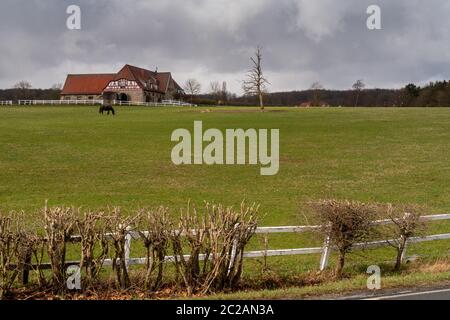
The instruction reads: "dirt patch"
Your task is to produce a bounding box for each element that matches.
[209,109,290,114]
[180,108,291,114]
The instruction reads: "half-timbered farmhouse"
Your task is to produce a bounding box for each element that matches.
[60,64,184,103]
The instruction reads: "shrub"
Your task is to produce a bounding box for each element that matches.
[0,201,260,297]
[382,203,427,271]
[137,207,172,291]
[0,212,27,299]
[309,199,378,278]
[24,231,48,288]
[171,202,259,295]
[43,205,76,293]
[104,208,139,290]
[75,210,109,287]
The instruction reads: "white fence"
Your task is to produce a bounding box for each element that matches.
[18,100,104,105]
[18,99,196,107]
[26,214,450,271]
[0,100,13,105]
[124,213,450,271]
[48,213,450,272]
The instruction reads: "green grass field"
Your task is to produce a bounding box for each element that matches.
[3,106,450,217]
[1,105,450,293]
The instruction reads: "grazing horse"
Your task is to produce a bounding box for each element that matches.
[99,105,115,115]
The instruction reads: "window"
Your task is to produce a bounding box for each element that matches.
[118,79,127,88]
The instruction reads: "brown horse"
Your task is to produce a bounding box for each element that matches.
[99,105,115,115]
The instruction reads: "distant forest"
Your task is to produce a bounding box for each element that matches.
[1,80,449,107]
[198,81,450,107]
[0,88,60,101]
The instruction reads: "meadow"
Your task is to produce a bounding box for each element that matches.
[1,105,450,296]
[3,106,450,215]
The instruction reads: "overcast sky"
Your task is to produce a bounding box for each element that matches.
[0,0,448,94]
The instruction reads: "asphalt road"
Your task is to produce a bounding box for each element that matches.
[332,285,450,300]
[366,288,450,300]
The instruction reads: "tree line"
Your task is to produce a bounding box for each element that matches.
[190,80,449,108]
[2,81,448,108]
[0,81,61,101]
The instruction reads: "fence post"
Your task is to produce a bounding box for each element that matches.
[263,233,269,270]
[227,238,238,276]
[227,224,240,276]
[400,236,409,264]
[399,212,411,264]
[319,235,331,271]
[21,249,33,285]
[124,226,132,270]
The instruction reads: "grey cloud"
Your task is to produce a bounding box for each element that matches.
[0,0,448,93]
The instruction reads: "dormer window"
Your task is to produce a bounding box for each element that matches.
[146,81,158,91]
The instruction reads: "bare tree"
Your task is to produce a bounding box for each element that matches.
[104,208,139,290]
[13,81,32,90]
[242,46,270,111]
[382,204,427,271]
[183,79,202,103]
[75,211,109,287]
[0,212,28,299]
[310,82,324,106]
[221,81,229,103]
[43,205,76,293]
[210,81,221,102]
[51,83,63,91]
[137,207,172,291]
[210,81,220,94]
[210,81,230,105]
[24,232,48,288]
[352,79,366,107]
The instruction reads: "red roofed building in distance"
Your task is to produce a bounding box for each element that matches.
[60,64,184,103]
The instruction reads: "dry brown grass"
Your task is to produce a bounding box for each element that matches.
[418,260,450,274]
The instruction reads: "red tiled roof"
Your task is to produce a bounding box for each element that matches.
[116,65,155,90]
[61,74,115,95]
[115,64,166,93]
[155,72,182,92]
[61,65,182,95]
[156,72,171,92]
[172,78,182,91]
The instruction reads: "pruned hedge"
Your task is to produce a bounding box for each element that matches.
[0,202,259,298]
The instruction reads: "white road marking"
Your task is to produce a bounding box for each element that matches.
[365,288,450,300]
